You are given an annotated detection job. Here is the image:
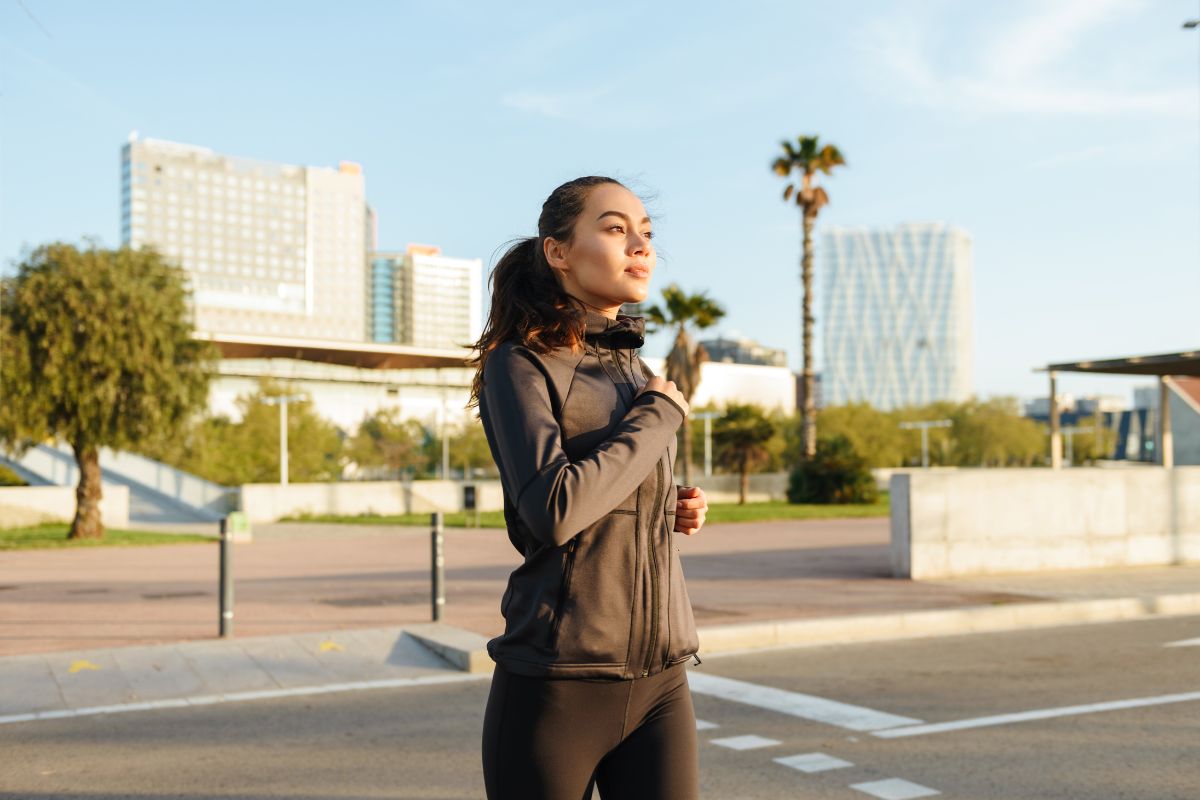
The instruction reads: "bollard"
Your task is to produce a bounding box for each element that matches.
[219,516,234,638]
[431,511,445,621]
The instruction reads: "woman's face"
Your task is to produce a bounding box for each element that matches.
[544,183,655,316]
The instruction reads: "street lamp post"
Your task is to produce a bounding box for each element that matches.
[898,419,953,468]
[263,394,304,485]
[693,411,721,477]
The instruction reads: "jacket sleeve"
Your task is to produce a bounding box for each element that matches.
[482,344,685,548]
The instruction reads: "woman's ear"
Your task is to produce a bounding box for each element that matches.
[543,236,569,273]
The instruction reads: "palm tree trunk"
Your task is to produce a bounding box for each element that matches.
[801,207,817,459]
[69,443,104,540]
[739,467,748,505]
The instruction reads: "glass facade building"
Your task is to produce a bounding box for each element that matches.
[821,223,974,410]
[367,248,482,350]
[121,134,368,341]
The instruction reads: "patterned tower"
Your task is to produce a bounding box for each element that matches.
[821,223,974,410]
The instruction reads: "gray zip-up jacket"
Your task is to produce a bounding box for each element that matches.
[478,308,700,680]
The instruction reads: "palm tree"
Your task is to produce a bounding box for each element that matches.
[772,135,846,460]
[643,283,725,485]
[714,403,775,504]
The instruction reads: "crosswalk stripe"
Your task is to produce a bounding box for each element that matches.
[688,672,923,731]
[873,690,1200,738]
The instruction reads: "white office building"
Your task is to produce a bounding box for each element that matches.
[121,134,368,341]
[821,223,974,410]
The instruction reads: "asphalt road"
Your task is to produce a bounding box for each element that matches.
[2,615,1197,799]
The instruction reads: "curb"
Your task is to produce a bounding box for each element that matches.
[415,592,1200,671]
[403,623,493,673]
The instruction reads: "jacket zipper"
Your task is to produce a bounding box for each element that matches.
[549,538,577,649]
[641,454,663,677]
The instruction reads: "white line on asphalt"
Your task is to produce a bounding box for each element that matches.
[774,752,854,773]
[850,778,941,799]
[1164,637,1200,647]
[0,672,490,726]
[873,690,1200,739]
[710,734,782,750]
[695,718,719,730]
[688,672,923,732]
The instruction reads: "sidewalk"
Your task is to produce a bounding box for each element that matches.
[2,517,1198,723]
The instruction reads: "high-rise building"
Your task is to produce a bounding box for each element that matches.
[368,245,482,350]
[121,134,368,341]
[821,223,974,410]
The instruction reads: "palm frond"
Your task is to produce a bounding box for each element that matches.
[642,303,668,329]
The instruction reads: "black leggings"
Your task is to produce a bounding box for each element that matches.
[481,661,699,800]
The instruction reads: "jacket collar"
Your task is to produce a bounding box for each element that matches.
[582,307,645,350]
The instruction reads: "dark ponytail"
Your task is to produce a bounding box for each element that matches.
[467,176,624,413]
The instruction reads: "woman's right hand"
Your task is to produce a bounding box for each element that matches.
[636,376,690,417]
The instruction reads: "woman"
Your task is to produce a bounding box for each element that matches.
[468,176,710,800]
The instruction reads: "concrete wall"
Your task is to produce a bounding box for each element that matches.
[240,479,506,523]
[0,485,130,529]
[891,467,1200,579]
[681,472,789,503]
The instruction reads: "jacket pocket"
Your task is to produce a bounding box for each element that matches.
[547,538,578,649]
[664,542,699,664]
[550,512,637,665]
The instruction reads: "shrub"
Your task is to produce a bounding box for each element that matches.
[787,434,879,504]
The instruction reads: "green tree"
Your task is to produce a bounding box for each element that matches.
[787,434,879,504]
[1066,410,1116,465]
[772,135,846,461]
[0,243,216,539]
[449,419,498,479]
[947,397,1044,467]
[810,402,909,467]
[141,379,344,484]
[713,403,776,504]
[346,407,430,479]
[643,283,725,486]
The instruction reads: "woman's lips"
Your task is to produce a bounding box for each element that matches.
[625,266,650,278]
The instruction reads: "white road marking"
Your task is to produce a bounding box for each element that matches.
[0,672,489,726]
[710,734,781,750]
[774,752,854,773]
[695,718,719,730]
[850,778,941,799]
[874,690,1200,739]
[1164,637,1200,647]
[688,672,923,732]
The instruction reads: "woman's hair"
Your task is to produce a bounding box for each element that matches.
[466,175,625,412]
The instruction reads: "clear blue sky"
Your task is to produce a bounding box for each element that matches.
[2,0,1197,404]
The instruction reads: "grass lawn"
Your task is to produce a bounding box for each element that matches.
[0,523,217,551]
[283,493,889,529]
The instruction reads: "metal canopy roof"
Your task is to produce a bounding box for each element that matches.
[1039,349,1200,377]
[197,332,473,370]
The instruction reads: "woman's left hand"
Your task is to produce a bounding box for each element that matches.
[674,486,708,536]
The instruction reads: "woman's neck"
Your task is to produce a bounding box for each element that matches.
[567,294,620,320]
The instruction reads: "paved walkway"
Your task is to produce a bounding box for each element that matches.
[2,517,1197,723]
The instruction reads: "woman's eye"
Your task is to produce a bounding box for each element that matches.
[608,225,625,233]
[643,231,654,240]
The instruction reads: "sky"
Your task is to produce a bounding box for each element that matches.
[1,0,1198,405]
